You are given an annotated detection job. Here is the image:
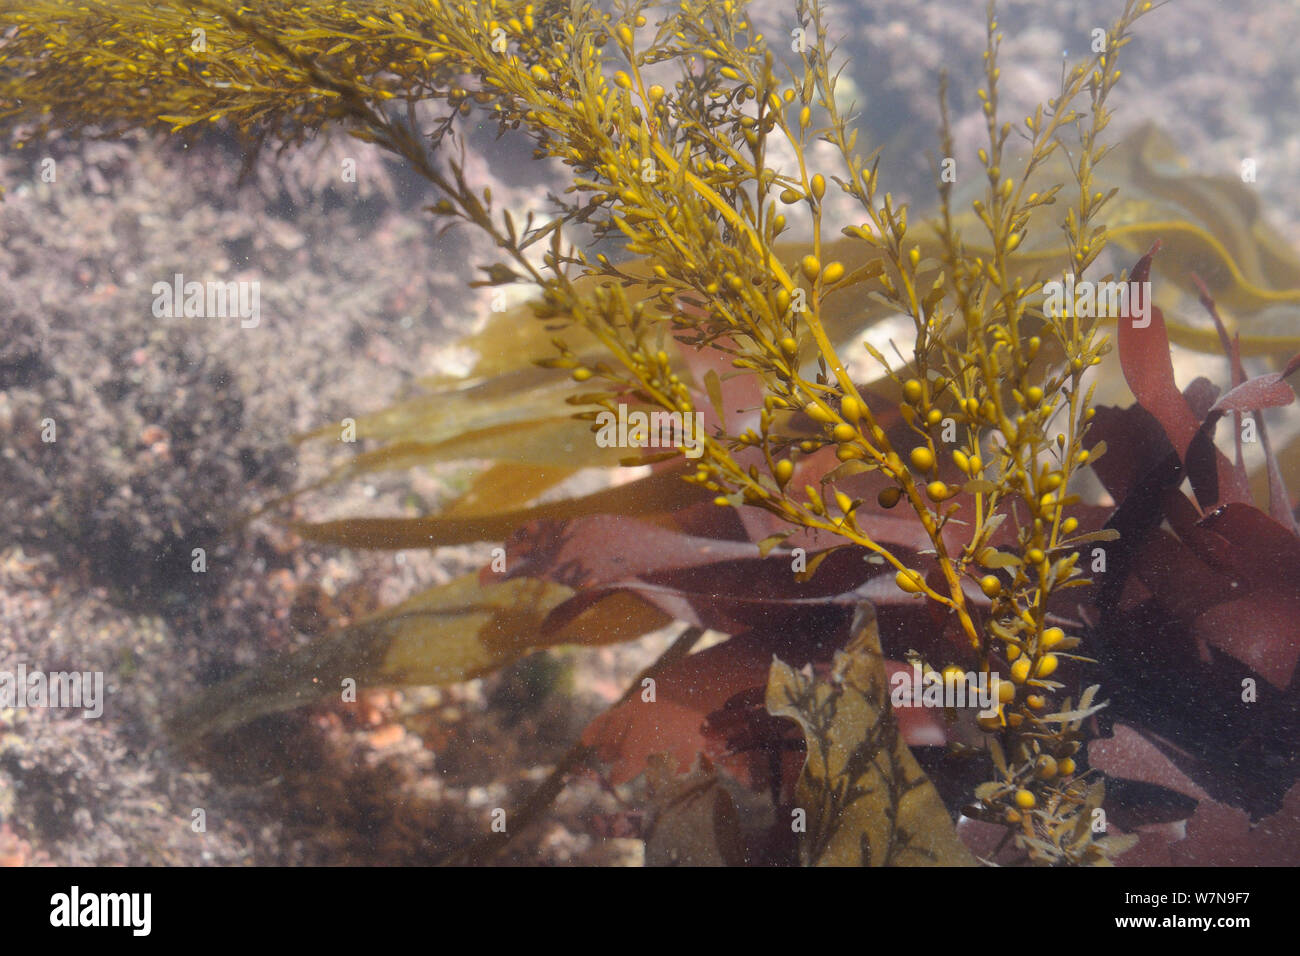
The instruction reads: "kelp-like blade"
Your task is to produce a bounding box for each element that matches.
[322,416,626,472]
[765,606,976,866]
[170,574,672,742]
[291,465,712,548]
[297,364,589,448]
[439,462,576,517]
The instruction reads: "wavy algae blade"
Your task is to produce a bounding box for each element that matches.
[170,575,671,742]
[291,465,710,548]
